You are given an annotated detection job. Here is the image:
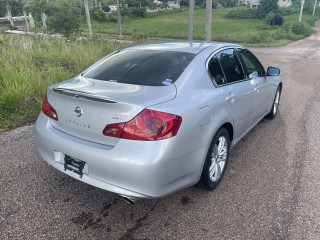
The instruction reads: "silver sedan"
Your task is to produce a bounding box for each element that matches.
[35,42,281,202]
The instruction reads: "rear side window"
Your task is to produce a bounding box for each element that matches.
[237,48,265,78]
[208,56,226,86]
[215,48,245,84]
[84,50,195,86]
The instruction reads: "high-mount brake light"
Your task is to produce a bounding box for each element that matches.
[42,93,58,121]
[103,109,182,141]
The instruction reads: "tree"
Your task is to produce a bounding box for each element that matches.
[126,0,152,7]
[26,0,50,27]
[302,0,315,14]
[219,0,238,7]
[0,0,23,17]
[257,0,278,18]
[291,0,316,14]
[180,0,189,7]
[195,0,206,8]
[47,1,82,37]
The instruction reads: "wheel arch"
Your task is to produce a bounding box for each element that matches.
[219,122,234,142]
[278,82,282,92]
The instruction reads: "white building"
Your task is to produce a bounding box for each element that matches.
[168,1,181,9]
[277,0,292,7]
[108,5,118,12]
[239,0,292,9]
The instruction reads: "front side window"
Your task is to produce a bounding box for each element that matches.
[215,48,245,84]
[84,50,195,86]
[237,48,265,78]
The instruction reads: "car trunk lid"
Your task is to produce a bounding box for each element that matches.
[47,77,176,146]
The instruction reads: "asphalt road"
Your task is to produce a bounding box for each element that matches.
[1,26,320,240]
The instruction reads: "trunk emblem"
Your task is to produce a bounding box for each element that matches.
[74,106,83,117]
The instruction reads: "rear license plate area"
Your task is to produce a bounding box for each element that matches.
[64,155,86,178]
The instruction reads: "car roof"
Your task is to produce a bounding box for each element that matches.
[124,42,242,54]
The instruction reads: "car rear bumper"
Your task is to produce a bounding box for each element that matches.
[35,113,202,199]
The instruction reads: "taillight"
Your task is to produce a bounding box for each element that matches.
[42,93,58,121]
[103,109,182,141]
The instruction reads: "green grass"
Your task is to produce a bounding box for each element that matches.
[90,8,263,41]
[89,8,318,45]
[0,35,128,132]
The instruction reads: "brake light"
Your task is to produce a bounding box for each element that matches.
[42,93,58,121]
[103,109,182,141]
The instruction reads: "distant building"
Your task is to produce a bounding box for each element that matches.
[167,0,181,9]
[153,0,163,5]
[239,0,292,8]
[153,0,181,9]
[108,5,118,11]
[277,0,292,7]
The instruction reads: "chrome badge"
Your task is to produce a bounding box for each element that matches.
[74,106,83,117]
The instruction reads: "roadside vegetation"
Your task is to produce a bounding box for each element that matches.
[89,7,319,45]
[0,0,319,132]
[1,0,319,44]
[0,35,128,132]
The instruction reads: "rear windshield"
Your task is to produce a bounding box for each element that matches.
[83,50,195,86]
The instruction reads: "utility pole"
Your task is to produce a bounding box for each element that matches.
[299,0,305,22]
[84,0,93,37]
[22,8,30,31]
[42,13,47,30]
[205,0,212,41]
[117,0,123,39]
[188,0,195,43]
[6,4,14,27]
[313,0,317,16]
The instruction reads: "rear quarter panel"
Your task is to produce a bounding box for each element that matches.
[148,48,235,184]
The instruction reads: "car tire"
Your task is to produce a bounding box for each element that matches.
[266,87,281,119]
[201,128,230,191]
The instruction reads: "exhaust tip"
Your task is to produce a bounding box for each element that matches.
[119,195,138,205]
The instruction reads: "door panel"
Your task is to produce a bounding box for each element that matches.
[251,77,274,124]
[223,81,255,141]
[236,48,273,125]
[208,48,256,141]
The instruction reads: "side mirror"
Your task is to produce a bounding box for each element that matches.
[267,67,280,76]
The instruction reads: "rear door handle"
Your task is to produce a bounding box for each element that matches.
[226,94,235,102]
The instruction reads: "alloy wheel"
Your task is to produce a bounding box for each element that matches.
[209,136,228,182]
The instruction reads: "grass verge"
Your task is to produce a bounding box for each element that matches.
[89,8,318,46]
[0,35,128,132]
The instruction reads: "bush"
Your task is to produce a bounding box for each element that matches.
[0,1,23,17]
[106,12,118,23]
[47,6,81,38]
[121,7,147,18]
[146,8,182,18]
[291,22,310,36]
[131,30,148,41]
[92,7,107,21]
[0,34,8,46]
[279,21,312,37]
[257,0,278,18]
[225,7,257,19]
[102,5,111,12]
[278,5,299,16]
[8,25,18,30]
[264,11,275,25]
[131,7,147,17]
[281,22,292,33]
